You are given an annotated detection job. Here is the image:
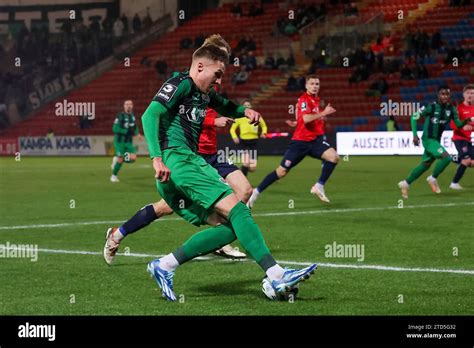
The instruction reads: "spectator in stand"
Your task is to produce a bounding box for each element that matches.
[264,54,276,69]
[102,15,113,40]
[180,37,192,49]
[371,36,385,71]
[132,13,141,33]
[286,75,299,91]
[230,3,243,18]
[236,36,248,54]
[246,35,257,52]
[414,62,429,79]
[344,2,359,17]
[430,31,441,51]
[155,59,168,78]
[194,33,205,48]
[113,17,124,46]
[349,64,369,84]
[120,13,129,35]
[143,8,152,28]
[276,54,288,71]
[366,74,388,96]
[287,53,296,68]
[90,17,101,39]
[248,2,264,16]
[284,21,297,35]
[400,63,414,80]
[244,51,257,70]
[232,66,249,85]
[229,35,239,52]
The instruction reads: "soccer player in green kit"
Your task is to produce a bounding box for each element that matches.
[110,100,143,182]
[141,36,317,301]
[398,85,474,198]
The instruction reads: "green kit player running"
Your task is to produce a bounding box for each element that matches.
[398,85,474,198]
[110,99,143,182]
[141,37,317,301]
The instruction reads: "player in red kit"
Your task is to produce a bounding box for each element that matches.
[450,84,474,189]
[104,107,254,263]
[247,75,338,208]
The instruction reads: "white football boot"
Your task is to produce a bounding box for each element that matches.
[214,244,246,259]
[449,182,463,190]
[427,175,441,193]
[398,180,409,199]
[310,183,330,203]
[247,188,260,209]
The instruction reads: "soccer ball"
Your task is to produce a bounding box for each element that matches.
[261,277,299,301]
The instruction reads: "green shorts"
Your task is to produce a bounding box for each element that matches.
[114,141,136,157]
[421,138,447,162]
[157,147,233,226]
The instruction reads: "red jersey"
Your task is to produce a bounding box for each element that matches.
[452,103,474,142]
[292,92,325,141]
[198,108,218,154]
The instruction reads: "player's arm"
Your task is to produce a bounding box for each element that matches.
[451,107,471,129]
[229,119,240,143]
[410,104,430,145]
[141,101,170,182]
[142,78,191,182]
[302,104,336,124]
[209,91,260,124]
[259,117,268,138]
[112,114,128,135]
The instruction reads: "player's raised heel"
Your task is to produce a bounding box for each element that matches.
[147,259,177,301]
[310,184,330,203]
[103,227,120,265]
[427,176,441,193]
[398,180,409,199]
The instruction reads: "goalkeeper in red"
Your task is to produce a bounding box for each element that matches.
[398,85,474,198]
[141,36,316,301]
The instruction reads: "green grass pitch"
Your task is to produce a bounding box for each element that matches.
[0,155,472,315]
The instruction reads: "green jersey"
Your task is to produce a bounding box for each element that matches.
[142,71,246,158]
[113,112,138,143]
[411,101,466,141]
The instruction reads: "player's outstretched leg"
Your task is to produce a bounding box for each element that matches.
[450,157,473,189]
[398,160,433,198]
[427,154,451,194]
[111,156,123,182]
[311,149,339,203]
[103,200,172,265]
[248,166,287,208]
[149,196,317,301]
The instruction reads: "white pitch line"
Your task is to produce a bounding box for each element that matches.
[1,201,473,231]
[35,248,474,275]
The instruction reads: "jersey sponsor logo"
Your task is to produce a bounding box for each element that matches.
[185,107,206,123]
[155,83,178,102]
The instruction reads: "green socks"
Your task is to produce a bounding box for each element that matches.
[227,202,276,270]
[172,202,276,272]
[173,223,236,264]
[112,162,122,175]
[432,156,452,178]
[406,162,430,184]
